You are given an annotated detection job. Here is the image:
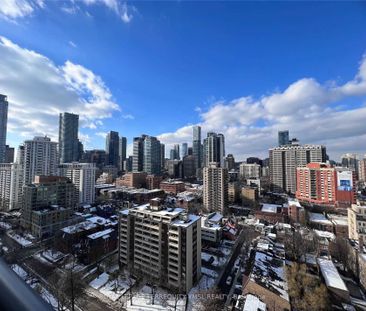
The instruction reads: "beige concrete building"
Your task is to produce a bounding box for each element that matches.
[269,144,326,194]
[239,163,261,179]
[348,203,366,246]
[228,182,240,203]
[203,163,228,214]
[118,201,201,293]
[0,163,22,211]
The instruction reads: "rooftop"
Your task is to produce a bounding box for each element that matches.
[308,212,333,225]
[261,203,281,213]
[317,258,348,292]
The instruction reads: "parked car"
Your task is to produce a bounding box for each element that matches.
[226,276,233,286]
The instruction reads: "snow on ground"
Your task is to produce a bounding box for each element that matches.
[0,221,12,230]
[89,272,109,289]
[2,246,9,253]
[34,253,53,265]
[11,264,28,280]
[99,279,131,301]
[42,249,66,263]
[30,282,60,310]
[201,267,218,278]
[125,285,185,311]
[7,231,32,247]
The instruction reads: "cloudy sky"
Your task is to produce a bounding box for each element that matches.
[1,1,366,161]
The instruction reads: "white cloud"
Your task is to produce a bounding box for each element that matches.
[0,36,120,145]
[0,0,35,19]
[80,0,136,23]
[0,0,136,23]
[158,55,366,161]
[122,114,134,120]
[68,40,77,48]
[96,132,108,139]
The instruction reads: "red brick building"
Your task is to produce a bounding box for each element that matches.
[160,180,186,194]
[296,163,356,208]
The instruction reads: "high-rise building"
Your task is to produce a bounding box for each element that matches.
[0,94,8,163]
[58,162,96,204]
[143,136,161,175]
[106,131,120,167]
[167,160,183,178]
[22,136,58,185]
[225,154,236,171]
[348,203,366,246]
[183,155,196,179]
[132,135,161,175]
[132,135,146,172]
[21,176,77,238]
[269,144,326,194]
[118,202,201,293]
[160,143,165,170]
[359,156,366,182]
[239,163,261,179]
[173,144,180,160]
[193,126,201,170]
[59,112,80,163]
[119,137,127,171]
[181,143,188,158]
[81,149,106,169]
[278,130,289,146]
[5,145,14,163]
[170,149,176,160]
[0,163,23,211]
[203,163,228,214]
[203,132,225,168]
[341,153,359,178]
[296,163,356,207]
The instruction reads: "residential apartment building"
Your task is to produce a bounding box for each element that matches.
[118,201,201,293]
[203,132,225,168]
[0,94,8,163]
[269,143,326,194]
[21,176,77,238]
[0,163,22,211]
[348,204,366,246]
[296,163,356,207]
[106,131,120,167]
[22,136,59,185]
[192,126,202,171]
[59,112,80,163]
[239,163,261,179]
[203,163,228,214]
[58,162,96,204]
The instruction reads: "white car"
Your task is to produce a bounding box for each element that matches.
[226,276,233,286]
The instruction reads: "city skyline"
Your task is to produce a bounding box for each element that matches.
[1,2,366,161]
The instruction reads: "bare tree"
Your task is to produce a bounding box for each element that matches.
[195,287,225,311]
[60,256,86,311]
[330,237,350,271]
[286,263,329,311]
[124,270,136,306]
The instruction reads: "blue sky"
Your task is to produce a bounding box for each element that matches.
[1,1,366,160]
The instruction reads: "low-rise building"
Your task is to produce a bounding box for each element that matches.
[241,186,259,203]
[201,212,223,245]
[160,180,186,195]
[116,172,147,188]
[287,198,305,224]
[308,212,333,232]
[254,204,285,224]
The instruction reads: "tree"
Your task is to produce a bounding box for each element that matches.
[58,256,86,311]
[286,263,329,311]
[125,270,136,306]
[195,287,225,311]
[330,237,349,271]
